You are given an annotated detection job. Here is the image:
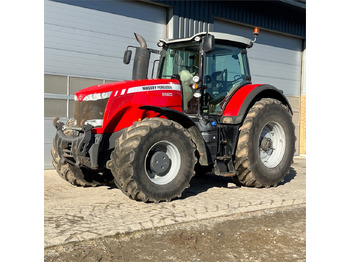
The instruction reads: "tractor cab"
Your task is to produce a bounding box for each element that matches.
[156,32,253,115]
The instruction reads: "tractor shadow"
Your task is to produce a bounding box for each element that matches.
[278,167,297,185]
[180,167,297,200]
[180,173,238,199]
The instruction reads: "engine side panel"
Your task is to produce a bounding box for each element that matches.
[90,79,183,133]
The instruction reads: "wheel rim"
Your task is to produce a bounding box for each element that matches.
[144,140,181,185]
[259,121,286,168]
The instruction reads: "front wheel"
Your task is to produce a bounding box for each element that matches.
[51,145,113,187]
[107,118,197,203]
[234,98,296,187]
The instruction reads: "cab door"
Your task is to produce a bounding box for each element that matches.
[203,44,250,115]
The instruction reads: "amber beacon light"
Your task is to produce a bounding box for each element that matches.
[250,27,260,45]
[253,27,260,36]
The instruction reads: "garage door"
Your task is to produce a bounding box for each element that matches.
[44,0,167,168]
[45,0,167,80]
[214,20,303,154]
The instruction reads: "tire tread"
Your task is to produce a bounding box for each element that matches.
[108,118,197,203]
[234,98,294,188]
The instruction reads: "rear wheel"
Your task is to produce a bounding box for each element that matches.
[107,118,197,203]
[234,98,295,187]
[51,145,113,187]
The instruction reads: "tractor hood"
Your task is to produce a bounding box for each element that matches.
[73,78,183,134]
[74,79,181,101]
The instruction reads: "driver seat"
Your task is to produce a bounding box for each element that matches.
[179,70,194,112]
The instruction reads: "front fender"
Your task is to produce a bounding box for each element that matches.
[221,84,292,124]
[140,106,209,166]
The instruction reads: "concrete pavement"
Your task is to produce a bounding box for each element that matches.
[44,156,306,247]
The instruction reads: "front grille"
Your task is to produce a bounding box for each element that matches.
[62,142,73,157]
[73,99,109,126]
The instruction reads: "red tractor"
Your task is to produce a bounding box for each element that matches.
[52,28,295,202]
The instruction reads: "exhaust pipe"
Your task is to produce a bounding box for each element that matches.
[132,33,150,80]
[134,33,147,49]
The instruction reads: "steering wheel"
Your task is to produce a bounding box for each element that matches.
[227,75,244,86]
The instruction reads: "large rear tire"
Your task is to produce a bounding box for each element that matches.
[51,146,113,187]
[234,98,296,187]
[107,118,197,203]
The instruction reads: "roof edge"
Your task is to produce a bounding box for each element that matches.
[160,31,252,47]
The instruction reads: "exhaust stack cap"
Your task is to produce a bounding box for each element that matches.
[134,33,147,49]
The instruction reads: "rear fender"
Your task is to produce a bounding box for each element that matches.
[221,84,292,124]
[140,106,209,166]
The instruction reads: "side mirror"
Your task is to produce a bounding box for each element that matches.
[123,50,132,64]
[203,35,215,53]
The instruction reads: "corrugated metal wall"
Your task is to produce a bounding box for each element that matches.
[165,0,214,39]
[212,1,305,37]
[153,0,305,39]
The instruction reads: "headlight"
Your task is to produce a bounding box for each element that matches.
[194,36,201,42]
[192,75,200,83]
[78,91,112,101]
[84,119,104,127]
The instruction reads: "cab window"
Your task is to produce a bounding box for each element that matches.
[203,44,250,114]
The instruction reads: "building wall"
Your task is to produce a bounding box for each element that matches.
[44,0,167,168]
[44,0,306,168]
[154,0,305,39]
[45,0,167,80]
[300,43,306,154]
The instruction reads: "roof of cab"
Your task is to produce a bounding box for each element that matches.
[160,32,253,48]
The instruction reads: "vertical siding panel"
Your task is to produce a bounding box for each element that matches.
[184,0,189,37]
[156,0,305,38]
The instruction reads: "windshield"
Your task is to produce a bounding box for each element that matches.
[203,44,250,115]
[158,42,200,113]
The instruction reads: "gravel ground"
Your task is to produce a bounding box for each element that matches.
[45,205,305,262]
[44,157,306,248]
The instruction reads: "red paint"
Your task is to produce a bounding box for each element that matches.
[75,79,181,101]
[76,79,265,134]
[222,84,262,116]
[75,79,183,134]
